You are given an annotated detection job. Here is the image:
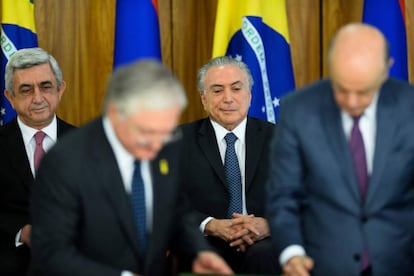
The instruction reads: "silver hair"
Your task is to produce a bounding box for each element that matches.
[104,59,187,116]
[197,56,254,93]
[5,47,63,95]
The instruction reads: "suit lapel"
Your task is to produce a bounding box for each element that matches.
[366,87,396,206]
[321,90,361,203]
[197,119,227,185]
[245,118,264,191]
[90,120,140,256]
[7,119,34,188]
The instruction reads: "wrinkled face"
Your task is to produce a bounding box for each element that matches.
[331,65,387,118]
[201,65,251,131]
[108,103,182,160]
[5,63,64,129]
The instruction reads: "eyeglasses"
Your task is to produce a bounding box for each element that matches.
[129,123,182,147]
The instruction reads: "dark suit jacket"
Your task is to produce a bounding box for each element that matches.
[30,117,210,276]
[0,117,75,275]
[178,116,277,274]
[266,78,414,276]
[180,117,275,222]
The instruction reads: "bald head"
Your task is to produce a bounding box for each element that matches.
[328,23,391,117]
[328,23,390,78]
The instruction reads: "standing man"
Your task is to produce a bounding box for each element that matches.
[0,47,75,275]
[266,23,414,276]
[30,59,232,276]
[178,56,280,274]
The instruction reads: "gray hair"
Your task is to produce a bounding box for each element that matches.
[197,56,254,93]
[104,59,187,116]
[5,47,63,95]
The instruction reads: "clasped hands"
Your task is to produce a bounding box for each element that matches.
[205,213,270,252]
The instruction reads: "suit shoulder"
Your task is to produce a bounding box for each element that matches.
[179,118,209,133]
[0,118,19,137]
[247,116,276,130]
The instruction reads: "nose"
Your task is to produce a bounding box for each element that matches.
[223,88,233,102]
[32,86,44,103]
[344,93,359,109]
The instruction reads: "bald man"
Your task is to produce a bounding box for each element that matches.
[266,23,414,276]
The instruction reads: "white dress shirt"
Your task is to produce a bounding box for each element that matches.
[200,118,248,233]
[103,117,154,276]
[15,116,58,247]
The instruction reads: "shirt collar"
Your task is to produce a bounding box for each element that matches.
[210,117,247,143]
[17,115,57,146]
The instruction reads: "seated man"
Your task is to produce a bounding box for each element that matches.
[177,56,280,274]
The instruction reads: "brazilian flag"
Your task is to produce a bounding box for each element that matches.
[1,0,38,125]
[212,0,295,124]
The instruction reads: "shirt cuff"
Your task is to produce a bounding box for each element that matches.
[200,217,214,235]
[15,228,24,247]
[279,244,306,266]
[121,271,134,276]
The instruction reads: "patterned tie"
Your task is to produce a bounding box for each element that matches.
[349,116,370,271]
[34,131,46,171]
[224,133,242,218]
[349,116,369,200]
[130,160,147,255]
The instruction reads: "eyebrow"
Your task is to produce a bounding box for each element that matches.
[18,80,54,89]
[208,80,243,89]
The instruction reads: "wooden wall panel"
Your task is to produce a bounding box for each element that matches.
[35,0,115,126]
[287,0,321,88]
[32,0,412,127]
[406,0,414,81]
[169,0,217,123]
[321,0,363,77]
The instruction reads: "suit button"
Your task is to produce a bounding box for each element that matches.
[360,215,368,223]
[353,254,361,262]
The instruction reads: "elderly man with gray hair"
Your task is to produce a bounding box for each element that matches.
[0,47,75,275]
[30,59,232,276]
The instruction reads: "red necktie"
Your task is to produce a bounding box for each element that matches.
[34,131,46,171]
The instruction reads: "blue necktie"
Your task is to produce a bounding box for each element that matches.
[130,160,147,255]
[224,133,242,218]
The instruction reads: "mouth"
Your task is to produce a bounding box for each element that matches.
[31,106,48,113]
[221,108,237,113]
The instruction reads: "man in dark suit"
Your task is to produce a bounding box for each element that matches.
[0,47,75,276]
[177,56,280,274]
[266,23,414,276]
[30,60,232,276]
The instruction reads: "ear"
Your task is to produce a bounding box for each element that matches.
[4,90,15,109]
[200,92,207,111]
[57,81,66,100]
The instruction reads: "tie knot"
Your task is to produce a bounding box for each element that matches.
[224,132,237,145]
[34,131,46,145]
[352,115,362,124]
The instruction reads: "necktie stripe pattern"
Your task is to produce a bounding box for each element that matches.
[34,131,46,171]
[224,132,242,218]
[130,160,147,255]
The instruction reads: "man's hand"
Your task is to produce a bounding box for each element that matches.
[204,218,240,242]
[192,251,233,274]
[283,255,314,276]
[229,214,270,252]
[20,224,32,247]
